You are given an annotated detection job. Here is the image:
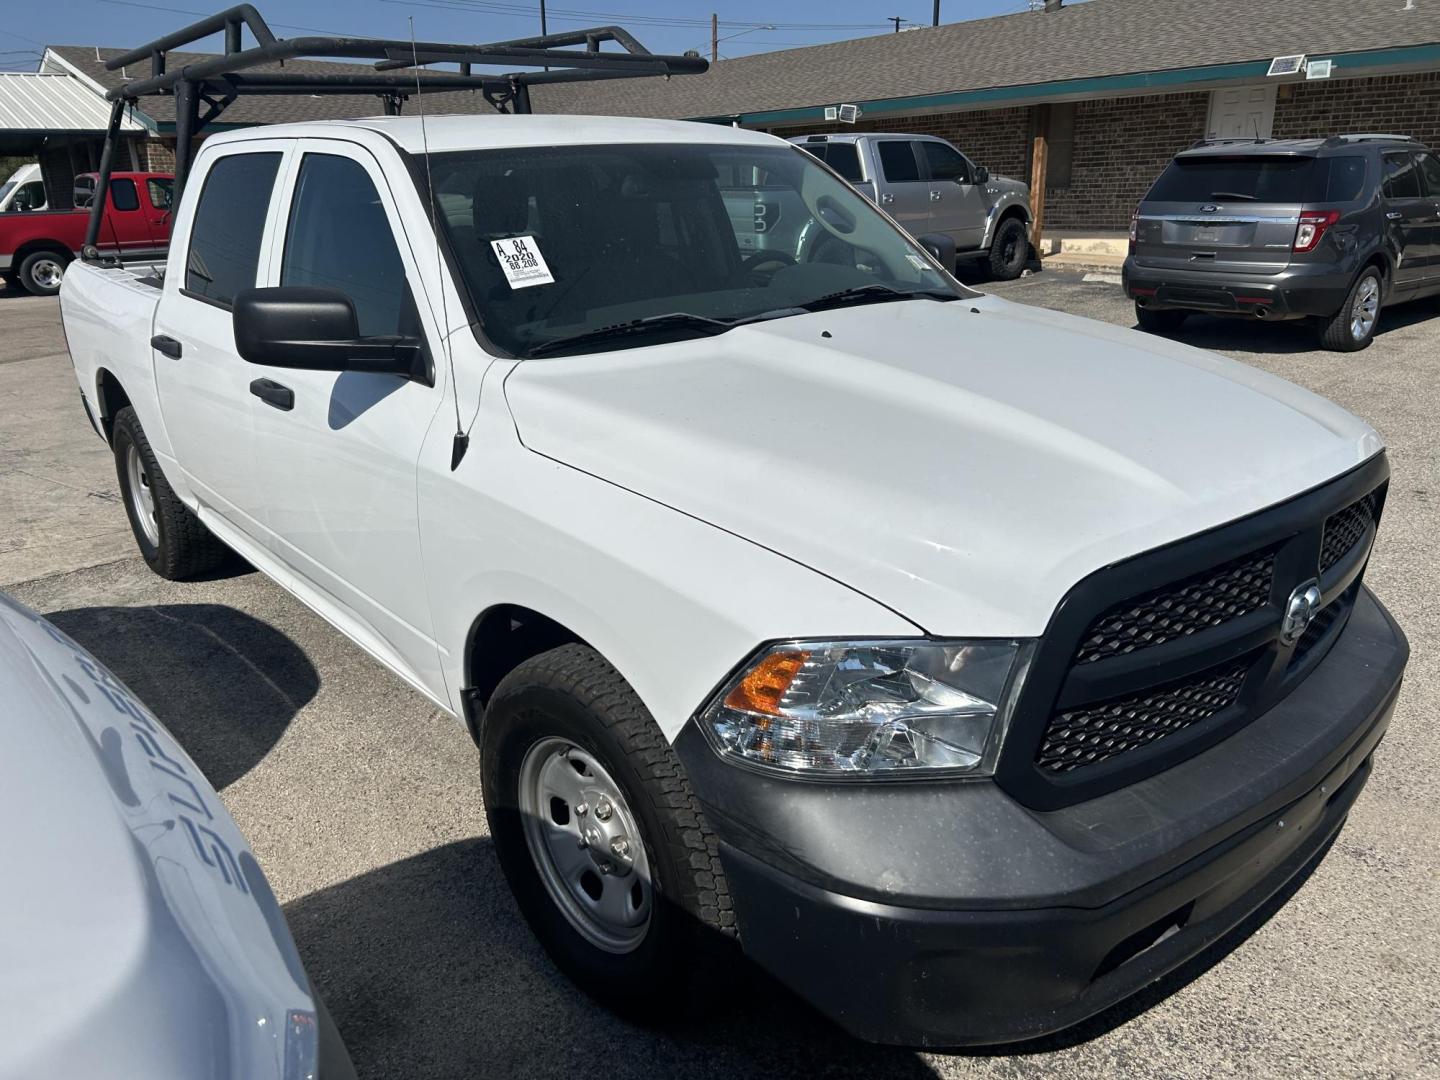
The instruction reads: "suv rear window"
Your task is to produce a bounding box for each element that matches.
[804,142,863,182]
[1147,156,1317,203]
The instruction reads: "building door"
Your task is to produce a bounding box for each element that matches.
[1207,85,1277,140]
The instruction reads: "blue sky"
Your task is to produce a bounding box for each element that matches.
[0,0,1057,70]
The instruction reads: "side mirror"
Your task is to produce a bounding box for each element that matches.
[915,232,956,270]
[233,286,424,379]
[972,165,990,185]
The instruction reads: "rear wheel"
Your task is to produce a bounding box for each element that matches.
[987,217,1029,280]
[481,644,735,1018]
[112,406,228,579]
[17,250,69,296]
[1135,305,1189,334]
[1318,267,1382,352]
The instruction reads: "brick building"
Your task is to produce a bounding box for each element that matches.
[533,0,1440,235]
[15,0,1440,235]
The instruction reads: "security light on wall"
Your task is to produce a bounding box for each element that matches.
[1267,54,1307,76]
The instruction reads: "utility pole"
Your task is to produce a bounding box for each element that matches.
[711,12,718,62]
[540,0,547,35]
[888,15,904,32]
[933,0,940,26]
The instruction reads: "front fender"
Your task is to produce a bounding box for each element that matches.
[980,193,1032,250]
[418,378,918,742]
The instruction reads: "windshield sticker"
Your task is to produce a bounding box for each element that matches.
[491,235,554,289]
[906,253,934,272]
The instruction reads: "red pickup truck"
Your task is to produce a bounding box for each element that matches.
[0,171,173,296]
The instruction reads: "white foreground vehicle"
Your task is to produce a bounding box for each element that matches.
[0,593,354,1079]
[60,112,1408,1046]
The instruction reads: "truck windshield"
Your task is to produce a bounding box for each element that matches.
[423,142,965,357]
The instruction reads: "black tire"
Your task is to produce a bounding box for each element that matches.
[481,643,735,1018]
[1135,305,1189,335]
[987,216,1029,280]
[16,249,69,296]
[1317,267,1383,352]
[112,406,228,579]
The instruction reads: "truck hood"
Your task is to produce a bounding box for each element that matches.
[504,295,1380,636]
[0,595,314,1079]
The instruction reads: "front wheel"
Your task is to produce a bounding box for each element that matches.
[481,644,735,1018]
[1135,305,1189,334]
[1317,267,1382,352]
[17,250,69,296]
[987,217,1029,280]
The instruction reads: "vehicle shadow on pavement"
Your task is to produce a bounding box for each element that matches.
[291,828,1342,1077]
[285,839,943,1080]
[1137,294,1440,355]
[44,603,317,790]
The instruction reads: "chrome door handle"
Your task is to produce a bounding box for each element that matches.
[929,190,943,201]
[880,193,894,204]
[1386,210,1404,220]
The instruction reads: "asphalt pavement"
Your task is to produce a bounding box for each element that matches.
[3,270,1437,1079]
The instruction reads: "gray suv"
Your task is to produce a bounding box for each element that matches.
[1124,134,1440,351]
[790,133,1033,279]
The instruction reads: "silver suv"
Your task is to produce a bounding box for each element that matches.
[790,133,1033,279]
[1124,134,1440,351]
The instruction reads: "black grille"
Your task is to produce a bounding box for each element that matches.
[1036,660,1250,774]
[1000,459,1391,809]
[1073,549,1274,665]
[1320,493,1377,574]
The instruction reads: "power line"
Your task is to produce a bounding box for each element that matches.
[381,0,887,31]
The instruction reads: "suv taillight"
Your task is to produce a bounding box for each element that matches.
[1128,209,1139,254]
[1293,210,1340,253]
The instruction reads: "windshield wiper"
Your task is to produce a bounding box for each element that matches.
[1209,191,1258,201]
[796,282,957,313]
[528,312,738,357]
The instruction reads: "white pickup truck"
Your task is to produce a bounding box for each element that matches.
[61,114,1408,1047]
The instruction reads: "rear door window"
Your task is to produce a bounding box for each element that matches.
[1381,152,1421,199]
[1415,151,1440,196]
[109,178,140,212]
[185,152,281,307]
[1146,156,1316,202]
[877,141,922,183]
[808,142,863,182]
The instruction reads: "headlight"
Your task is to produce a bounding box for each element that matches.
[698,639,1032,779]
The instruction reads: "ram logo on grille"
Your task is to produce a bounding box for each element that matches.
[1281,580,1323,646]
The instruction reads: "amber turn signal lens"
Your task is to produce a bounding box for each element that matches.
[723,649,810,715]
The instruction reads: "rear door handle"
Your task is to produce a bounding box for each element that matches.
[249,378,294,411]
[150,334,182,359]
[930,190,943,201]
[880,193,894,204]
[1385,210,1404,220]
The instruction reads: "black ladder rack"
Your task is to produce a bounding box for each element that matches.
[84,4,706,254]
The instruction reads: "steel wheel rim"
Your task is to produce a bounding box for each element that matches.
[125,442,160,546]
[1351,276,1379,340]
[518,737,653,954]
[32,258,64,290]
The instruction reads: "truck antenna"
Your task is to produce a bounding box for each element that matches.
[410,17,469,471]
